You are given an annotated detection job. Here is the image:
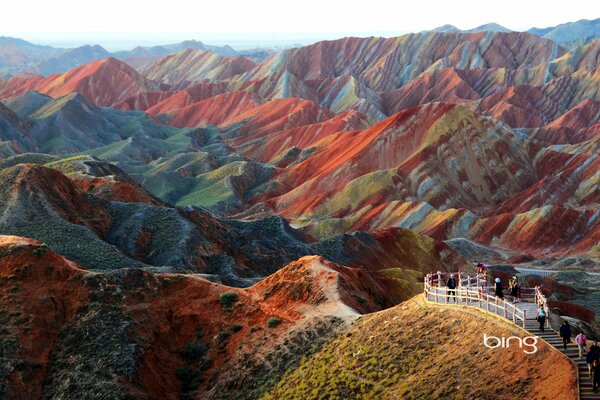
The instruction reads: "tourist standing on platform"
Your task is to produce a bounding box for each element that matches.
[447,274,457,303]
[494,277,504,299]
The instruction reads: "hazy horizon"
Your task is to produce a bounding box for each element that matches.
[2,0,599,51]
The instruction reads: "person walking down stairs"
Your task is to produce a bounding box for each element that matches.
[536,304,546,333]
[592,359,600,394]
[560,321,572,350]
[577,332,589,360]
[587,344,600,381]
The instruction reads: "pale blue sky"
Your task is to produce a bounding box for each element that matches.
[3,0,599,50]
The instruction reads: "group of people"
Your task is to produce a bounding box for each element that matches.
[443,265,521,305]
[560,322,600,392]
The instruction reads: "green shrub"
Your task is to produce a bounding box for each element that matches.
[32,244,49,256]
[14,360,26,371]
[175,367,201,390]
[199,358,213,371]
[217,331,231,342]
[195,328,204,339]
[180,342,207,362]
[250,326,262,333]
[219,293,239,312]
[231,324,243,333]
[267,317,282,328]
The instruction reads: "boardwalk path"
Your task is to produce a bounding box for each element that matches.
[424,272,598,400]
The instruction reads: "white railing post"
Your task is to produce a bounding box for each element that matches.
[425,271,537,331]
[512,306,516,323]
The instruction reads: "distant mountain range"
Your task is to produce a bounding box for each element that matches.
[1,17,599,77]
[528,17,600,45]
[429,22,512,33]
[0,36,273,77]
[429,18,600,46]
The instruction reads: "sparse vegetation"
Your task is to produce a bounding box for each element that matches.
[262,299,576,400]
[180,341,208,362]
[231,324,243,333]
[32,243,49,256]
[219,292,239,312]
[267,317,282,328]
[175,367,201,391]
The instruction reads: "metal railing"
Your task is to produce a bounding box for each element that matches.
[423,272,530,328]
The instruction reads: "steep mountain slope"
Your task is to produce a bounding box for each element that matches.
[0,57,157,106]
[219,98,335,139]
[268,103,537,215]
[533,98,600,144]
[143,49,257,84]
[0,159,469,284]
[528,18,600,45]
[237,102,599,257]
[164,90,264,128]
[3,91,188,154]
[27,44,111,75]
[0,37,61,76]
[246,32,564,92]
[0,101,34,155]
[0,238,422,400]
[143,82,231,113]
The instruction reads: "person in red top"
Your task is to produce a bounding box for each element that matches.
[476,263,487,275]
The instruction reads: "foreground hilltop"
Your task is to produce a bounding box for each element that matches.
[265,296,578,400]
